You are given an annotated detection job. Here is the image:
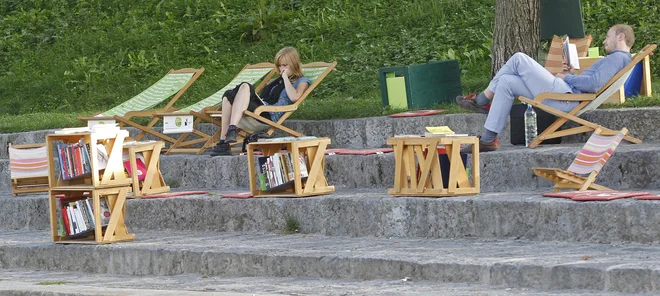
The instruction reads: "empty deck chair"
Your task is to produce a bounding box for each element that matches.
[8,143,49,196]
[78,68,204,139]
[533,128,627,191]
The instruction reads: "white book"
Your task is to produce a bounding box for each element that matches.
[66,206,75,234]
[74,205,87,232]
[563,36,580,70]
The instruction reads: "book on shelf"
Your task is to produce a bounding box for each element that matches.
[56,194,110,238]
[256,152,310,192]
[56,138,92,181]
[123,157,147,181]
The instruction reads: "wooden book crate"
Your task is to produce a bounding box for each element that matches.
[247,137,334,197]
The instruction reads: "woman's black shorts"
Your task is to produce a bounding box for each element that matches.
[223,82,271,120]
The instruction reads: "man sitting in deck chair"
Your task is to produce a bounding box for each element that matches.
[210,47,310,156]
[456,24,634,152]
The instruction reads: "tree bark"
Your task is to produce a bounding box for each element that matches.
[491,0,540,77]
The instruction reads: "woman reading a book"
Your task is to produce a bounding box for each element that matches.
[211,47,311,156]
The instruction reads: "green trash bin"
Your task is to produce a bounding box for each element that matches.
[378,60,462,109]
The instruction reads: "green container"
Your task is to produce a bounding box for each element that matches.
[378,60,462,109]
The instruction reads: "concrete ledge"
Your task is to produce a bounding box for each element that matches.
[1,107,659,159]
[0,142,658,194]
[3,190,660,244]
[1,229,660,293]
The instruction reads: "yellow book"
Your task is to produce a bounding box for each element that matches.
[425,126,454,134]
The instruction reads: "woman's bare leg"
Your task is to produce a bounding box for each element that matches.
[230,83,252,126]
[220,97,231,141]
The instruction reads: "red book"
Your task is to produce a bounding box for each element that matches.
[61,207,70,236]
[123,158,147,181]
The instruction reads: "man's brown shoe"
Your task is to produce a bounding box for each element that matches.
[461,138,500,153]
[456,93,490,114]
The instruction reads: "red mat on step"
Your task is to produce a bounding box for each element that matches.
[635,194,660,200]
[325,148,394,155]
[388,109,445,118]
[542,190,649,201]
[136,191,209,199]
[222,192,254,199]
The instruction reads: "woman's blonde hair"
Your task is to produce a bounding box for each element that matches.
[274,47,304,80]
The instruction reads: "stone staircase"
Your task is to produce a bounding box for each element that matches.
[0,107,659,295]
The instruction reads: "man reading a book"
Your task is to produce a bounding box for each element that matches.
[456,24,634,152]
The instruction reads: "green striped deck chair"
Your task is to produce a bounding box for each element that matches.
[150,63,277,154]
[78,68,204,137]
[532,127,627,191]
[8,143,49,196]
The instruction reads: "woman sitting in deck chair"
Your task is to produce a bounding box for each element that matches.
[211,47,311,156]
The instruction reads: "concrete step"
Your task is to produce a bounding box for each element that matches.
[2,107,658,159]
[0,269,636,296]
[3,189,660,244]
[0,229,659,294]
[4,141,657,194]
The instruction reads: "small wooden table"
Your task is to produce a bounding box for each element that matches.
[123,141,170,197]
[387,136,480,196]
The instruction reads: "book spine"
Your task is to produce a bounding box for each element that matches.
[85,197,95,228]
[61,207,70,236]
[66,206,77,234]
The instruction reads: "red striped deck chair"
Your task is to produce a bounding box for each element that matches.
[532,127,627,192]
[8,143,50,196]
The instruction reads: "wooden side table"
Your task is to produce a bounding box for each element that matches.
[123,141,170,197]
[387,136,480,196]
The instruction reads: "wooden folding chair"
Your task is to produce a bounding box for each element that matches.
[8,143,49,196]
[544,35,593,75]
[519,44,656,148]
[131,63,276,154]
[79,68,204,133]
[533,127,627,191]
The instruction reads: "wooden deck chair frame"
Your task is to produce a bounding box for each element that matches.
[544,35,593,75]
[79,67,204,140]
[8,143,50,196]
[519,44,656,148]
[533,127,627,192]
[228,61,337,148]
[146,63,277,154]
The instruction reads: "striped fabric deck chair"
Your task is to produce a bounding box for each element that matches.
[141,63,277,154]
[519,44,656,148]
[533,128,627,192]
[544,35,593,75]
[8,143,49,196]
[78,67,204,139]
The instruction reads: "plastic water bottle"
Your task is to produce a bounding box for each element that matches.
[524,104,537,147]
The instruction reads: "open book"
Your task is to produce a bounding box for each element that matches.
[563,36,580,70]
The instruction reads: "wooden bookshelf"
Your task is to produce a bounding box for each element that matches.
[46,130,132,189]
[247,137,335,197]
[46,129,134,244]
[123,141,170,197]
[49,187,134,244]
[387,136,480,197]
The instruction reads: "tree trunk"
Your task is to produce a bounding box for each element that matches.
[491,0,540,77]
